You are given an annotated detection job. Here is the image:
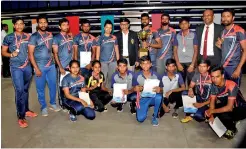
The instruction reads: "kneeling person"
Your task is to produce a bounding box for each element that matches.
[62,60,95,121]
[111,58,136,114]
[133,56,162,126]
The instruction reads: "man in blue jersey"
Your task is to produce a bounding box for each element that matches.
[28,15,60,116]
[2,17,37,128]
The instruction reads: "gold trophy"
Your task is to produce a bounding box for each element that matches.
[138,30,151,57]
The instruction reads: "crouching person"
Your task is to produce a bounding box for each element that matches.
[62,60,95,121]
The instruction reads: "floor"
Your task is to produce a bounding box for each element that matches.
[1,75,246,148]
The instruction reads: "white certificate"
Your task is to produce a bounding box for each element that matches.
[209,117,227,137]
[112,83,127,103]
[182,95,198,113]
[141,79,160,98]
[80,51,91,68]
[78,91,91,106]
[59,71,70,86]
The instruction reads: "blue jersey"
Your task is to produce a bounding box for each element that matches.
[2,32,30,68]
[28,31,54,68]
[53,33,73,68]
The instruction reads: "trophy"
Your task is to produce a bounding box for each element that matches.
[138,30,152,57]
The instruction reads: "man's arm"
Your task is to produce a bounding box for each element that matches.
[96,46,100,60]
[149,38,162,49]
[52,45,65,73]
[73,45,78,60]
[212,98,234,114]
[191,45,198,67]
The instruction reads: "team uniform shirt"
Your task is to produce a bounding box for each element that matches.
[132,70,162,87]
[53,33,73,68]
[157,27,176,60]
[173,30,198,63]
[138,27,160,55]
[97,34,118,62]
[61,73,86,98]
[2,33,30,68]
[161,72,184,97]
[28,31,54,68]
[221,25,246,67]
[191,72,212,100]
[111,70,134,89]
[73,33,97,62]
[210,80,246,108]
[86,71,105,93]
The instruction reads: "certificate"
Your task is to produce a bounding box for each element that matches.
[112,83,127,103]
[80,51,91,68]
[182,95,198,113]
[59,71,70,86]
[78,91,91,106]
[141,79,160,98]
[209,117,227,137]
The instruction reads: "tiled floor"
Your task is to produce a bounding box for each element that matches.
[1,76,246,148]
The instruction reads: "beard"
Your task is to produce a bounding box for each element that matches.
[39,27,47,31]
[161,22,169,26]
[82,29,90,33]
[222,21,232,26]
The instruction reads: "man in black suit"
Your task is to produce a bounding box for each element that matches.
[196,9,224,67]
[114,18,139,71]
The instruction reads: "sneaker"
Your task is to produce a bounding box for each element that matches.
[223,130,237,140]
[25,111,38,118]
[181,116,193,123]
[104,107,108,112]
[49,104,61,112]
[41,108,48,117]
[130,102,136,115]
[117,105,123,112]
[172,109,178,118]
[69,114,77,122]
[152,117,159,126]
[18,119,28,128]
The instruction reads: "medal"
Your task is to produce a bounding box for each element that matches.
[16,49,20,52]
[182,30,189,53]
[182,47,186,52]
[15,33,23,53]
[60,32,72,53]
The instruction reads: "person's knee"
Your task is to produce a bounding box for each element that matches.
[83,107,96,120]
[136,113,147,123]
[155,94,162,103]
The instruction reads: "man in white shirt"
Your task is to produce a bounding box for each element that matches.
[196,9,224,67]
[1,24,10,78]
[114,18,139,72]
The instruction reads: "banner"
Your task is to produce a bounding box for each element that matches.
[151,14,162,30]
[66,16,80,36]
[100,15,114,35]
[2,19,13,34]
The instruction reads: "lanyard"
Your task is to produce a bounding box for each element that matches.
[81,33,91,52]
[38,31,49,49]
[182,30,189,52]
[200,73,209,95]
[222,24,234,39]
[60,32,71,52]
[14,33,23,52]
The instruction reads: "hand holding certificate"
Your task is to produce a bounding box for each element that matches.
[80,52,91,68]
[112,83,127,103]
[141,79,160,98]
[182,95,198,113]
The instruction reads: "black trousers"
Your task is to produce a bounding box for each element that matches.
[179,63,195,86]
[215,103,246,132]
[89,90,112,112]
[2,56,10,77]
[163,91,183,109]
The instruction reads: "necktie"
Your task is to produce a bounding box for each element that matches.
[203,26,209,60]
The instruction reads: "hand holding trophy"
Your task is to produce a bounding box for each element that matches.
[138,30,152,57]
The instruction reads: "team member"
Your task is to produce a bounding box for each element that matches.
[28,15,60,116]
[158,58,185,119]
[156,13,176,75]
[216,9,246,86]
[111,58,136,114]
[133,56,162,126]
[74,19,97,78]
[96,20,120,89]
[62,60,95,122]
[173,17,198,85]
[2,17,37,128]
[2,23,11,78]
[86,60,112,112]
[206,66,246,139]
[139,13,162,71]
[181,59,212,123]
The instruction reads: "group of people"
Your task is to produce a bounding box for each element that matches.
[1,8,246,140]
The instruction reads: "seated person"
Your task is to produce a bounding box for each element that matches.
[86,60,112,112]
[61,60,95,122]
[158,58,185,119]
[206,66,246,139]
[181,59,212,123]
[111,58,136,114]
[133,56,162,126]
